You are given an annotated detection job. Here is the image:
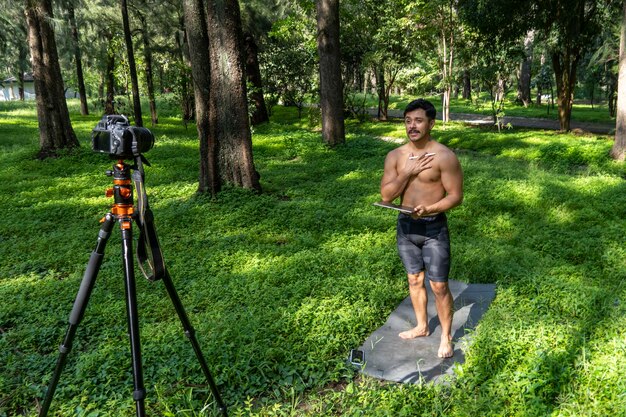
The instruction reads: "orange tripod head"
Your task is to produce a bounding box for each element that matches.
[105,160,134,227]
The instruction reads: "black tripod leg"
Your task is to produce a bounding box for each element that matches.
[161,270,228,416]
[39,214,116,417]
[121,225,147,417]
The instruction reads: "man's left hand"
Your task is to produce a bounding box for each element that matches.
[413,204,432,217]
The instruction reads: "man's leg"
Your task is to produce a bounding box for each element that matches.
[399,271,430,339]
[430,281,454,358]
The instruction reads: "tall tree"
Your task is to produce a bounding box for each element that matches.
[104,32,116,115]
[470,32,524,130]
[135,5,158,126]
[239,1,288,126]
[244,33,269,125]
[350,0,420,121]
[517,30,534,107]
[261,12,317,118]
[25,0,79,159]
[316,0,345,146]
[175,12,196,123]
[434,0,458,124]
[206,0,261,191]
[547,0,600,131]
[0,4,30,100]
[76,3,124,115]
[613,0,626,161]
[67,1,88,115]
[16,42,29,100]
[462,69,471,99]
[582,8,620,115]
[182,0,219,195]
[120,0,143,126]
[459,0,604,131]
[182,0,262,192]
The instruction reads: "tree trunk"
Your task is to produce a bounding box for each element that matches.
[316,0,345,147]
[244,33,269,126]
[496,77,506,103]
[176,15,195,123]
[375,67,387,120]
[612,0,626,161]
[104,37,116,115]
[68,4,88,116]
[496,77,506,129]
[17,71,25,100]
[536,84,542,106]
[182,0,220,196]
[206,0,261,192]
[25,0,79,159]
[462,69,471,100]
[518,31,533,108]
[519,60,532,107]
[440,30,449,123]
[138,10,158,126]
[536,52,545,106]
[442,88,450,123]
[121,0,143,127]
[552,50,579,132]
[17,28,29,101]
[609,82,617,118]
[438,6,454,125]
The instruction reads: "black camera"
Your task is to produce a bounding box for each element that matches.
[91,115,154,159]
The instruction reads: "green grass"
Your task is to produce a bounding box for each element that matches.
[356,92,615,124]
[1,100,625,416]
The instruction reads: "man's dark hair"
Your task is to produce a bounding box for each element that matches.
[404,99,436,120]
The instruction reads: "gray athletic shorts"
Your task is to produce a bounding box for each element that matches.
[396,212,450,282]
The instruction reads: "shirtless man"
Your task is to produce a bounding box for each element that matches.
[380,99,463,358]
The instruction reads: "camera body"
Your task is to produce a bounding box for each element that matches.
[91,115,154,159]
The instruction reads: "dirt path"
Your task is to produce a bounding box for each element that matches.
[448,112,614,134]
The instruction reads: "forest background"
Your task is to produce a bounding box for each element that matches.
[1,0,626,416]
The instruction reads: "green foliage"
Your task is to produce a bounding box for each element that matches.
[395,62,440,96]
[261,11,318,115]
[457,0,533,44]
[0,101,625,416]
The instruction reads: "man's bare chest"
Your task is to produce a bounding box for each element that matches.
[402,164,441,185]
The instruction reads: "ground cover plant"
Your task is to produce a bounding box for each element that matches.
[0,100,625,416]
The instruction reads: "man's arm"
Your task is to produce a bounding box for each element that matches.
[380,152,407,202]
[414,152,463,216]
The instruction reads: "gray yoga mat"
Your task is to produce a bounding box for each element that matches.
[352,280,496,384]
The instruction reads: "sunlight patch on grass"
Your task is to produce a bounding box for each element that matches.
[519,135,552,145]
[505,180,543,208]
[546,205,577,225]
[0,272,46,291]
[154,134,196,146]
[230,252,280,275]
[336,170,368,182]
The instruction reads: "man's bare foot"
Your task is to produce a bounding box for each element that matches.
[398,326,429,339]
[438,336,454,358]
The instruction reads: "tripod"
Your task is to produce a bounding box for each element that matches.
[39,159,227,416]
